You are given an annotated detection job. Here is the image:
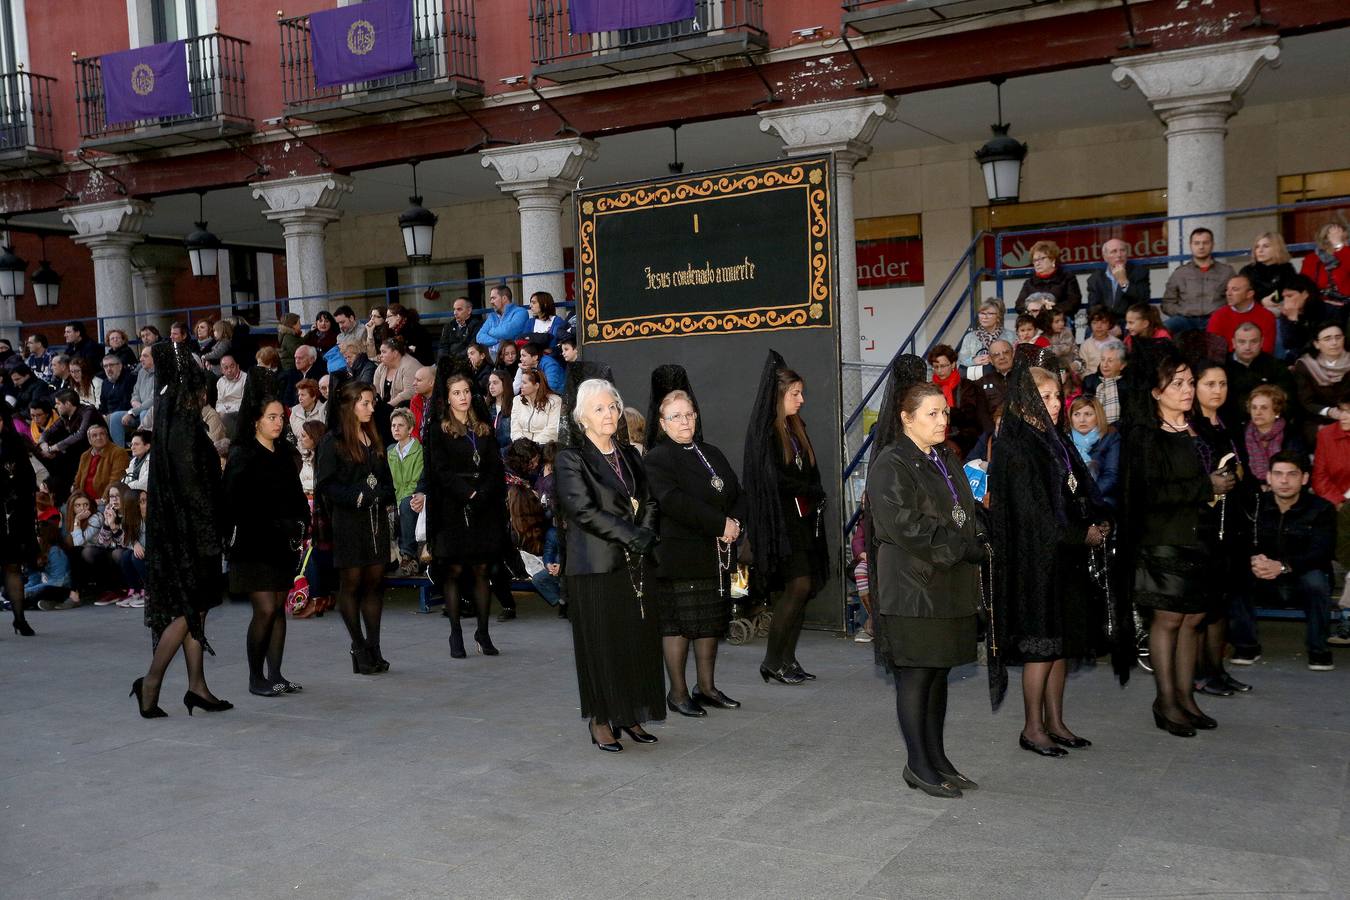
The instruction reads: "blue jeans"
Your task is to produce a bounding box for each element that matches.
[1163,314,1211,335]
[396,496,418,558]
[1232,569,1331,655]
[531,569,561,606]
[108,411,133,447]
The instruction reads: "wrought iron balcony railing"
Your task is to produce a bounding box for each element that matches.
[278,0,481,120]
[0,69,60,167]
[530,0,766,83]
[74,32,252,151]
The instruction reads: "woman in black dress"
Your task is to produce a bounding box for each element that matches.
[644,367,745,717]
[867,370,984,798]
[989,359,1116,756]
[1,399,38,637]
[421,366,506,658]
[315,379,396,675]
[1121,345,1236,737]
[744,351,830,685]
[133,341,232,718]
[223,369,310,697]
[556,377,664,752]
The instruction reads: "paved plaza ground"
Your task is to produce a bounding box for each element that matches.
[2,593,1347,899]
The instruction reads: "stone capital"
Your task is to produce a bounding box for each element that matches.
[1111,36,1280,115]
[480,137,599,198]
[758,95,898,164]
[63,199,152,247]
[251,173,354,223]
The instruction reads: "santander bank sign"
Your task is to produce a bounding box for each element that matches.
[986,221,1169,270]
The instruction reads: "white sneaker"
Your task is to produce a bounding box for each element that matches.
[853,630,873,643]
[127,594,146,609]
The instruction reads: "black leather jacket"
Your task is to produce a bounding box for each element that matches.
[556,440,657,576]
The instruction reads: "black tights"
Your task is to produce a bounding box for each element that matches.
[763,575,812,671]
[1020,658,1078,746]
[1197,616,1230,683]
[336,564,386,650]
[437,562,490,640]
[140,614,215,711]
[246,590,288,689]
[894,666,955,784]
[1149,609,1206,720]
[662,635,720,703]
[4,563,25,627]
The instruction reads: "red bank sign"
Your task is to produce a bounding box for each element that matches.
[984,221,1170,270]
[856,236,924,289]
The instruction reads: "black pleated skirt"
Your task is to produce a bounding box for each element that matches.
[567,570,666,726]
[656,578,730,639]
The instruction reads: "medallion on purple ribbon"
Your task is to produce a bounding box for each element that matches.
[309,0,417,89]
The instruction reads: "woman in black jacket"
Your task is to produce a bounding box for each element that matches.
[1,399,38,636]
[867,380,984,797]
[223,369,310,697]
[315,378,396,675]
[743,351,830,685]
[645,371,745,717]
[556,377,663,752]
[421,366,506,658]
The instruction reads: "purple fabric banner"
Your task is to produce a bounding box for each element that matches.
[310,0,417,88]
[569,0,696,33]
[101,41,193,127]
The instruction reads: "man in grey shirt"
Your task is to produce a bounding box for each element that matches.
[1162,227,1235,335]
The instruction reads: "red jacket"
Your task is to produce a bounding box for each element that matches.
[1207,303,1277,354]
[1312,422,1350,507]
[1301,245,1350,299]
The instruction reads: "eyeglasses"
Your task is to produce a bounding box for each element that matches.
[1032,256,1051,264]
[665,412,697,423]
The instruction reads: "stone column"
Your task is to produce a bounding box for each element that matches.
[251,173,354,323]
[759,96,898,444]
[131,245,185,333]
[481,137,598,304]
[1113,36,1280,256]
[63,199,152,338]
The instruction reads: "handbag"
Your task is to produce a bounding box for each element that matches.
[286,541,316,616]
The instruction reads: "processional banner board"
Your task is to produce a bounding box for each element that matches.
[574,155,837,345]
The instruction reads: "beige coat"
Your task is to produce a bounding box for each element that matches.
[373,354,422,406]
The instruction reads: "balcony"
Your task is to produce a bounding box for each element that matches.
[74,33,253,152]
[842,0,1058,34]
[279,0,481,122]
[0,70,60,169]
[530,0,766,84]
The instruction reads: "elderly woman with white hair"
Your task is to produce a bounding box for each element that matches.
[555,377,665,753]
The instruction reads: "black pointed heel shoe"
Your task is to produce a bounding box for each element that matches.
[369,644,390,672]
[1047,732,1092,749]
[13,619,35,637]
[183,691,233,715]
[618,725,658,744]
[130,678,167,719]
[667,694,707,717]
[448,630,466,659]
[1152,704,1197,738]
[589,722,622,752]
[1019,734,1068,757]
[903,766,962,798]
[474,630,499,656]
[789,662,816,681]
[936,769,979,790]
[1183,709,1217,730]
[692,688,740,710]
[759,665,805,685]
[1219,671,1252,693]
[350,641,379,674]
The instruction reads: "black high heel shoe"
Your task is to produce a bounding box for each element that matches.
[1047,732,1092,749]
[130,678,167,719]
[617,724,658,744]
[903,766,962,798]
[667,694,706,717]
[1019,734,1068,757]
[1152,703,1197,738]
[13,619,35,637]
[369,644,390,673]
[789,662,816,681]
[350,641,379,674]
[589,721,622,752]
[759,665,805,685]
[692,688,740,710]
[448,630,466,659]
[474,630,499,656]
[1183,708,1217,730]
[183,691,233,715]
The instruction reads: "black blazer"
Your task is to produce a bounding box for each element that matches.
[221,438,309,564]
[645,438,746,580]
[556,440,657,576]
[1086,263,1151,317]
[865,436,982,619]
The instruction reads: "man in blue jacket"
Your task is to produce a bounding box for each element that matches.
[514,341,566,394]
[477,284,531,359]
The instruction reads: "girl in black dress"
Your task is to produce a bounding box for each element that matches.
[1,399,38,637]
[1121,346,1236,737]
[421,367,507,658]
[556,377,664,752]
[315,379,396,675]
[989,359,1116,756]
[645,368,745,716]
[223,369,310,697]
[134,341,232,718]
[744,351,829,685]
